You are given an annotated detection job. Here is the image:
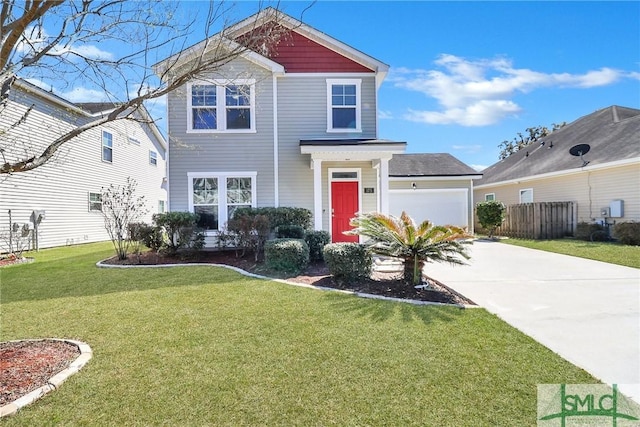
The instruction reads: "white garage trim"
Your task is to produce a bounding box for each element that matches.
[388,188,469,228]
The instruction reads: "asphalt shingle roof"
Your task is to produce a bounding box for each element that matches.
[389,153,480,177]
[478,105,640,186]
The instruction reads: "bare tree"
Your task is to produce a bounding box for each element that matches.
[0,1,291,174]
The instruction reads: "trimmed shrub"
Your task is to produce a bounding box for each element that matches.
[153,212,204,253]
[575,222,604,241]
[476,201,506,238]
[138,224,164,252]
[264,238,309,274]
[613,222,640,246]
[233,207,312,231]
[323,243,372,283]
[276,224,305,239]
[304,230,331,261]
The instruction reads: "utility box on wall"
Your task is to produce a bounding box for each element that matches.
[610,200,624,218]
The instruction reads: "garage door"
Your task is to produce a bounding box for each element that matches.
[388,189,468,227]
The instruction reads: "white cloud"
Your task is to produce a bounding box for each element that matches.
[59,87,111,103]
[451,144,483,153]
[378,109,393,119]
[392,54,627,126]
[16,25,114,61]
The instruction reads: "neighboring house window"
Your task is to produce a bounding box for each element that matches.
[188,172,257,231]
[158,200,165,213]
[102,131,113,163]
[149,150,158,166]
[485,193,495,201]
[89,192,102,211]
[187,80,255,132]
[327,79,361,132]
[519,188,533,203]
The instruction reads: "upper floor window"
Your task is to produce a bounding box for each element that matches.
[187,80,255,133]
[327,79,361,133]
[102,131,113,163]
[149,150,158,166]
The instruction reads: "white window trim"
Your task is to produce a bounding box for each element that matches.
[149,150,157,166]
[186,79,256,134]
[187,171,258,232]
[88,192,102,212]
[519,188,534,203]
[328,167,362,243]
[326,79,362,133]
[158,200,166,213]
[102,130,113,163]
[485,193,496,201]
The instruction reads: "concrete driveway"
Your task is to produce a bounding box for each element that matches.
[424,239,640,403]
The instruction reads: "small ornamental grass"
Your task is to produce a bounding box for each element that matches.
[264,238,309,274]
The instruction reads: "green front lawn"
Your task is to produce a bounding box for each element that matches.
[1,242,595,425]
[500,238,640,269]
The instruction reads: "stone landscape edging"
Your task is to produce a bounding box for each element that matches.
[96,259,479,309]
[0,339,92,418]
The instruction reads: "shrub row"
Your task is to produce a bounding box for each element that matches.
[233,207,312,231]
[613,222,640,246]
[265,238,309,274]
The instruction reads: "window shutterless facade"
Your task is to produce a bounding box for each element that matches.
[89,192,102,211]
[485,193,495,201]
[102,131,113,163]
[188,172,257,231]
[519,188,533,203]
[326,79,361,132]
[149,150,157,166]
[187,80,255,133]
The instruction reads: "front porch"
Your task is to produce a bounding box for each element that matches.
[300,139,406,241]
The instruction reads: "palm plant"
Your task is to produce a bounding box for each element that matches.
[348,212,472,286]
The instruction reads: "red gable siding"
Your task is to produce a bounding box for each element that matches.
[236,25,374,73]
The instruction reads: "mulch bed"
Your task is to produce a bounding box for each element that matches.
[103,250,475,306]
[0,340,80,407]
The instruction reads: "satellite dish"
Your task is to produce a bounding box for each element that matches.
[569,144,591,156]
[569,143,591,167]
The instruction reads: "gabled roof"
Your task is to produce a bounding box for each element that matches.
[154,8,389,84]
[14,79,167,151]
[389,153,481,178]
[477,105,640,186]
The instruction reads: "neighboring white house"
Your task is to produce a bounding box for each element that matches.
[0,79,167,251]
[155,8,480,246]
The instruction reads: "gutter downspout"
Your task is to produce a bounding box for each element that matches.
[273,74,280,207]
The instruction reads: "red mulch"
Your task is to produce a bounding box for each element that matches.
[104,250,475,306]
[0,340,80,407]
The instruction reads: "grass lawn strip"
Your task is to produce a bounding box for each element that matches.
[1,242,597,426]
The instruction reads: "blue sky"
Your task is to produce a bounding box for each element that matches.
[25,1,640,171]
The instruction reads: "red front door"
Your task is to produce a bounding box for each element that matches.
[331,181,359,243]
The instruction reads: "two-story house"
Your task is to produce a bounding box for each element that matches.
[0,79,167,251]
[156,8,480,245]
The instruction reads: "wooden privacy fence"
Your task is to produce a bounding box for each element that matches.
[494,201,576,239]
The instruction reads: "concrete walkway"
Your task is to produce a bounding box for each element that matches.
[424,239,640,403]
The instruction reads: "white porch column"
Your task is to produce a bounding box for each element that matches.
[312,158,323,230]
[379,157,390,214]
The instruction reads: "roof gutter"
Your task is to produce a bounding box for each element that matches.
[475,157,640,189]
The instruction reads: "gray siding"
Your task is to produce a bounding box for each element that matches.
[1,86,167,251]
[277,74,377,211]
[167,58,275,213]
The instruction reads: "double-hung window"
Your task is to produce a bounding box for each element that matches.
[519,188,533,203]
[89,192,102,211]
[149,150,158,166]
[188,80,255,132]
[327,79,361,132]
[102,131,113,163]
[188,172,257,231]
